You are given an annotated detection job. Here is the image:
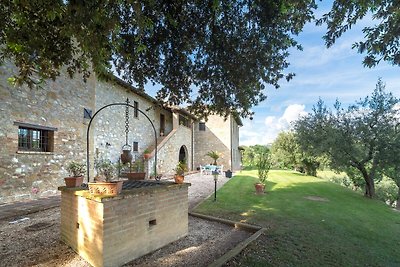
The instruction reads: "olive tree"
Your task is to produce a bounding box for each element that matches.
[294,80,399,198]
[257,150,272,185]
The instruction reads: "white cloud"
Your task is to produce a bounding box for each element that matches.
[264,116,276,125]
[240,104,308,146]
[280,104,308,125]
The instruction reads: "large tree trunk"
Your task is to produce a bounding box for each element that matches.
[359,166,375,198]
[364,175,375,198]
[364,180,375,198]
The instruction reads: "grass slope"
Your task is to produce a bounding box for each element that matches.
[194,170,400,267]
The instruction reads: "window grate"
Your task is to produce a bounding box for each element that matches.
[18,127,53,152]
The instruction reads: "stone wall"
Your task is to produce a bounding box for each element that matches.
[147,125,193,176]
[92,80,167,172]
[0,62,238,203]
[60,183,189,267]
[92,79,175,179]
[193,115,232,170]
[0,63,96,203]
[0,66,178,203]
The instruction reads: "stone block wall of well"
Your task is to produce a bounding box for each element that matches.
[60,190,105,266]
[60,184,189,267]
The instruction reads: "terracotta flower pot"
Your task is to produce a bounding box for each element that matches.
[254,183,265,194]
[174,175,184,184]
[143,153,151,159]
[64,176,84,188]
[127,172,146,180]
[88,181,122,196]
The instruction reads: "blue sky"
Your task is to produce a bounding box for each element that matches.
[239,3,400,146]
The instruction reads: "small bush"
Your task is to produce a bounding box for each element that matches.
[326,173,353,188]
[66,161,86,177]
[257,152,272,184]
[375,178,398,207]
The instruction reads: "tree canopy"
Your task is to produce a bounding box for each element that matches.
[241,145,270,167]
[2,1,398,118]
[0,0,316,118]
[317,1,400,67]
[379,122,400,208]
[294,80,400,198]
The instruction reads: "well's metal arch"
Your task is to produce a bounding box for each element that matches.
[85,102,157,183]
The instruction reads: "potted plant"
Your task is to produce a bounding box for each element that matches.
[115,161,126,177]
[89,159,122,196]
[143,148,151,159]
[174,161,188,184]
[206,151,220,165]
[64,161,85,187]
[126,160,146,180]
[255,151,272,194]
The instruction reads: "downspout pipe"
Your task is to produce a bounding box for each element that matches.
[191,120,194,171]
[230,116,233,171]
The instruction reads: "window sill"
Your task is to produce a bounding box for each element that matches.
[16,151,54,155]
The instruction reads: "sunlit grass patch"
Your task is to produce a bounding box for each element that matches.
[195,170,400,266]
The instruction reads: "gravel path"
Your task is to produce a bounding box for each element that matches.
[0,172,251,267]
[170,171,232,211]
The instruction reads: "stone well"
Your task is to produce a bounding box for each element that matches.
[59,180,190,267]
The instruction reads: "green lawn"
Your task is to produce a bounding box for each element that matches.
[194,170,400,266]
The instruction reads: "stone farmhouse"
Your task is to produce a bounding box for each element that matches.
[0,64,242,203]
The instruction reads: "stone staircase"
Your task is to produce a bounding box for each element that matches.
[145,129,177,157]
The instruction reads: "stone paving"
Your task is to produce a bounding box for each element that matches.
[0,171,233,221]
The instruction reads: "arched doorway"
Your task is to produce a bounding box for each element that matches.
[179,145,187,163]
